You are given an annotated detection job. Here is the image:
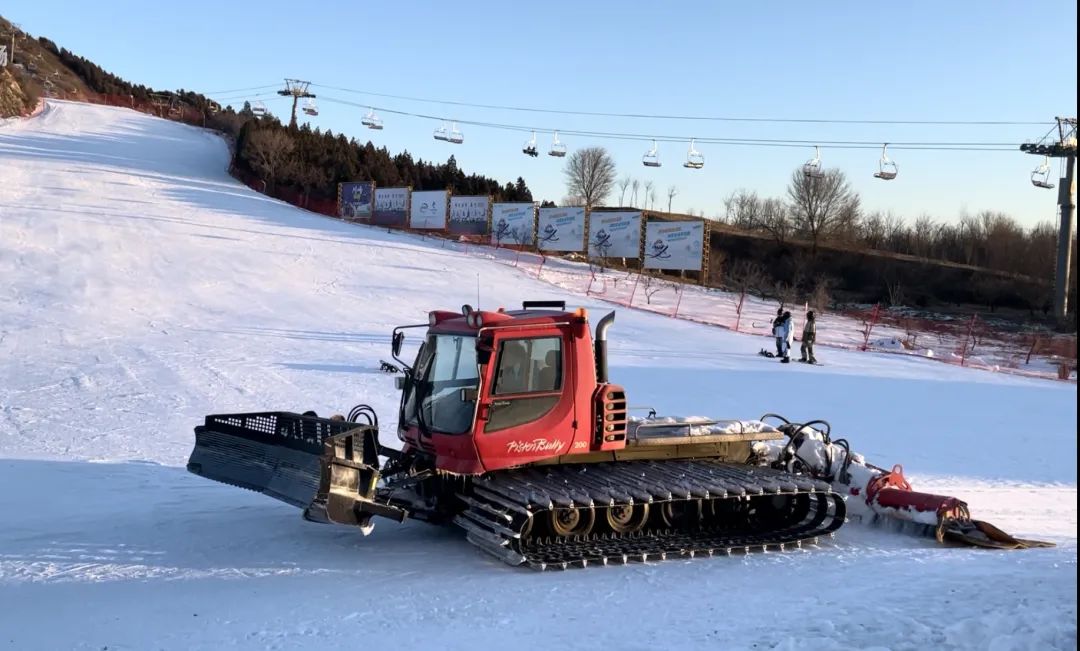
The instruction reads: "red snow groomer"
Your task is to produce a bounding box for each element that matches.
[187,302,1051,570]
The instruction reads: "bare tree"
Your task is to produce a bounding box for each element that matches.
[809,276,833,312]
[643,180,655,210]
[859,210,888,249]
[787,168,857,256]
[832,195,862,243]
[911,214,936,258]
[630,179,641,207]
[789,251,813,292]
[639,273,672,304]
[617,176,632,207]
[244,129,294,183]
[667,185,679,213]
[649,189,658,211]
[774,281,798,310]
[727,259,767,296]
[956,213,980,265]
[723,189,761,229]
[885,277,906,307]
[724,259,767,331]
[563,147,617,209]
[756,197,792,245]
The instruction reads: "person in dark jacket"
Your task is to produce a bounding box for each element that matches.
[772,307,784,356]
[801,311,817,363]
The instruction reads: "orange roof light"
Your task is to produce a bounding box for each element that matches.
[574,308,588,319]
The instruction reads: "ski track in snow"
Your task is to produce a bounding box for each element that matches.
[0,101,1075,650]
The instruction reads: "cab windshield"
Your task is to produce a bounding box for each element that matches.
[403,334,479,435]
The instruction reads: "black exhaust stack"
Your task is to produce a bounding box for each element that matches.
[595,311,615,383]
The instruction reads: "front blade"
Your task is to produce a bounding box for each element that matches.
[187,412,357,509]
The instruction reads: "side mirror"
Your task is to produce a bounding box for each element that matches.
[476,335,493,365]
[460,387,478,402]
[392,331,404,357]
[395,376,407,391]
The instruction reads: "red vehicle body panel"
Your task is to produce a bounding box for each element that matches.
[399,308,604,475]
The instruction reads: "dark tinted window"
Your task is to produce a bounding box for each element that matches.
[492,337,562,396]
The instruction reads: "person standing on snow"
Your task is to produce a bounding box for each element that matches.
[778,311,795,363]
[801,311,817,364]
[772,307,784,357]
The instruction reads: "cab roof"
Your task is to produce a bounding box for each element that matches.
[427,303,586,335]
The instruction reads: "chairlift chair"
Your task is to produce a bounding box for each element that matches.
[252,101,268,117]
[642,140,662,168]
[523,131,539,157]
[366,109,384,130]
[803,146,825,178]
[1031,156,1055,189]
[448,122,464,144]
[548,131,567,157]
[361,109,375,128]
[683,138,704,169]
[434,122,450,141]
[873,143,898,180]
[302,99,319,116]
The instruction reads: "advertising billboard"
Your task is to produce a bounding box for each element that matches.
[373,187,409,227]
[491,203,536,247]
[642,220,706,271]
[536,207,586,253]
[587,210,642,258]
[448,195,491,235]
[409,190,449,230]
[338,181,375,221]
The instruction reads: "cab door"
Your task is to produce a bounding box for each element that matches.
[473,327,578,471]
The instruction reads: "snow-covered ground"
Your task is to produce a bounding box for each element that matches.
[0,101,1075,650]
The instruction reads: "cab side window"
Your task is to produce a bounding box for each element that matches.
[493,337,562,396]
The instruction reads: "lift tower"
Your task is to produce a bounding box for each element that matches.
[1022,117,1077,322]
[276,79,315,128]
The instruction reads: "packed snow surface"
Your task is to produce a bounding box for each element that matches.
[0,101,1076,650]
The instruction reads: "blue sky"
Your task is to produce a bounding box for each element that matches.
[5,1,1076,226]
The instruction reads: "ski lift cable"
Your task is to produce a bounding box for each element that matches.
[316,96,1020,151]
[204,84,283,96]
[211,91,282,101]
[308,83,1050,126]
[207,92,287,105]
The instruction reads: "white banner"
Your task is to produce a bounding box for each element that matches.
[448,196,490,235]
[536,207,586,252]
[643,220,706,271]
[588,211,642,258]
[491,203,536,246]
[409,190,448,230]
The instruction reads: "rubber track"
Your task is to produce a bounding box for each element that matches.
[455,460,846,569]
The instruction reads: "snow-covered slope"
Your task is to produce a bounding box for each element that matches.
[0,101,1076,651]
